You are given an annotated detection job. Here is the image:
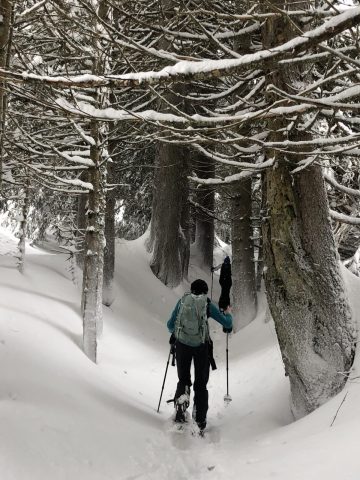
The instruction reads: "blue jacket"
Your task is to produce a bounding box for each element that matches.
[167,296,233,334]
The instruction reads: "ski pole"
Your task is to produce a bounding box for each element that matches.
[224,332,232,404]
[157,346,172,413]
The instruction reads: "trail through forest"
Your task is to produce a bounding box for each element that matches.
[1,227,360,480]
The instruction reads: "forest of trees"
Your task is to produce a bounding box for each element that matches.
[1,0,360,418]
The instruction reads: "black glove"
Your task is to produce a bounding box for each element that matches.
[210,266,215,273]
[169,333,176,344]
[223,327,232,333]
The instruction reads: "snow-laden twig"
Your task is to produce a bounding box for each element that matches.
[14,0,46,25]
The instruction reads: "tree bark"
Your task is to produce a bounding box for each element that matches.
[17,176,30,274]
[0,0,13,192]
[81,0,108,362]
[230,0,257,329]
[263,160,356,417]
[150,140,190,287]
[149,0,190,287]
[103,153,115,307]
[81,119,106,363]
[231,179,257,331]
[261,0,357,417]
[76,186,87,269]
[193,151,215,270]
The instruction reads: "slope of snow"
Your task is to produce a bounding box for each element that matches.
[1,226,360,480]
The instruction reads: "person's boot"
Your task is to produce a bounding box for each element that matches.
[197,419,206,436]
[175,386,190,423]
[197,420,206,430]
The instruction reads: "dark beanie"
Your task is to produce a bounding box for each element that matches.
[191,279,208,295]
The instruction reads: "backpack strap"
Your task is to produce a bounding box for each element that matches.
[175,293,192,340]
[192,294,207,343]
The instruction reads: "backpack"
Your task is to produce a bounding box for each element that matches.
[174,293,209,347]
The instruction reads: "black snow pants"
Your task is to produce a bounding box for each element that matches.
[174,340,210,424]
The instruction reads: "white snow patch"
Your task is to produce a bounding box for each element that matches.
[0,229,359,479]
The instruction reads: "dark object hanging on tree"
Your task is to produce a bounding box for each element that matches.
[219,256,232,311]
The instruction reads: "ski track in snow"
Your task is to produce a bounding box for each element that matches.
[1,226,360,480]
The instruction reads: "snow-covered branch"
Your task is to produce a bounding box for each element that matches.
[189,159,274,186]
[325,173,360,198]
[1,7,359,88]
[330,210,360,225]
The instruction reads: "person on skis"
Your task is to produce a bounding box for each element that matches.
[167,278,232,432]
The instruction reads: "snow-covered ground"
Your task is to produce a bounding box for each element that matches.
[1,226,360,480]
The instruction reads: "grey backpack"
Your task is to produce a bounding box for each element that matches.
[175,293,209,347]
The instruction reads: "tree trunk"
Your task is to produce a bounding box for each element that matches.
[103,155,115,307]
[262,0,356,417]
[181,172,191,280]
[193,151,215,269]
[76,187,87,269]
[263,160,356,417]
[81,1,108,362]
[230,0,257,329]
[231,179,257,330]
[149,0,190,287]
[81,120,106,363]
[17,177,30,274]
[150,141,190,287]
[0,0,13,192]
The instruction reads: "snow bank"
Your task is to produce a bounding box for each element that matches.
[0,227,360,479]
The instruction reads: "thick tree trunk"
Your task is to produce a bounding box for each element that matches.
[263,161,356,417]
[181,173,191,280]
[231,1,257,329]
[262,0,357,417]
[193,151,215,269]
[0,0,13,192]
[150,141,189,287]
[149,0,190,287]
[231,179,257,331]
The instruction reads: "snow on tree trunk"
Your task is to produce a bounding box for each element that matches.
[0,0,13,191]
[193,151,215,269]
[81,1,108,362]
[16,178,30,274]
[81,122,106,363]
[261,0,357,417]
[76,183,87,269]
[103,157,115,307]
[256,177,266,292]
[263,160,357,417]
[231,179,257,331]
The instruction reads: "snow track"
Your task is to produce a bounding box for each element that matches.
[1,228,360,479]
